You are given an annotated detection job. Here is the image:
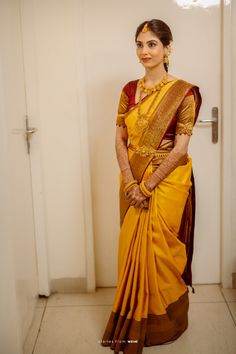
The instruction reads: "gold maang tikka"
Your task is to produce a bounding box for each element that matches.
[141,23,149,33]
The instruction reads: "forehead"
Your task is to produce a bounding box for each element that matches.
[136,30,160,42]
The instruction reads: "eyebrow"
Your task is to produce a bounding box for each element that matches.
[136,39,158,44]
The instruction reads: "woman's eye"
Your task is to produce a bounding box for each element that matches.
[149,42,157,48]
[136,43,142,48]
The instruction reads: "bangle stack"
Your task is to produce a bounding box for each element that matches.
[140,181,152,198]
[124,180,138,195]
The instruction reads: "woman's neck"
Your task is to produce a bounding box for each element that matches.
[144,65,167,87]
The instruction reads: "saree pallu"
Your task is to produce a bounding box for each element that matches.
[101,79,202,354]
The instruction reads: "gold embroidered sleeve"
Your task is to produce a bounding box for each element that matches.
[116,90,129,127]
[175,93,196,136]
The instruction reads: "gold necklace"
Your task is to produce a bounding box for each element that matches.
[138,74,169,95]
[135,74,169,133]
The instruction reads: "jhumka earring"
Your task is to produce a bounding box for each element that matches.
[163,55,169,65]
[163,43,172,65]
[141,23,149,33]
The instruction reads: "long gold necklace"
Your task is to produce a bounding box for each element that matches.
[135,74,169,133]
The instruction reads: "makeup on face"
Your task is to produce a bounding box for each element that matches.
[136,34,165,68]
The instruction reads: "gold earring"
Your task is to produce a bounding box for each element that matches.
[163,55,169,65]
[164,43,172,64]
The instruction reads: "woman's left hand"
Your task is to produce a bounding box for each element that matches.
[126,185,148,208]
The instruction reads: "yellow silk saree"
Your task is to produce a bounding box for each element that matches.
[101,79,202,354]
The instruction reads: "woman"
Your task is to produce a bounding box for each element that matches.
[101,19,202,354]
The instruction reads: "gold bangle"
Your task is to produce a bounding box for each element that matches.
[140,181,152,198]
[123,180,138,194]
[124,184,138,197]
[121,167,130,172]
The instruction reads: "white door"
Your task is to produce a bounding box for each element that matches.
[84,0,222,285]
[22,0,95,293]
[0,0,39,350]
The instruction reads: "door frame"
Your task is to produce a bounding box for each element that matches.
[19,0,50,295]
[221,0,234,288]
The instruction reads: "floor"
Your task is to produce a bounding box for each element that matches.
[23,285,236,354]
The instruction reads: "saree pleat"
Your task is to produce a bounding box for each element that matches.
[102,158,192,353]
[101,79,202,354]
[179,170,196,288]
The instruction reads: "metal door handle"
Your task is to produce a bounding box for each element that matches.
[25,116,37,154]
[11,116,37,154]
[26,127,37,134]
[198,119,216,123]
[197,107,218,143]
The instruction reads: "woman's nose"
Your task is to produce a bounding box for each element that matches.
[140,45,148,55]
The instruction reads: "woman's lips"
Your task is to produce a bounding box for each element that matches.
[141,57,152,62]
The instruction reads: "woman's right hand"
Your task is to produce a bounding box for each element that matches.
[139,199,149,209]
[125,185,149,208]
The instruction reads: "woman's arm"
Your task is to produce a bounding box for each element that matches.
[115,126,148,208]
[144,134,191,191]
[115,126,134,185]
[115,82,149,208]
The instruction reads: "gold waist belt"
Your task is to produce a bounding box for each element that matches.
[128,144,170,158]
[128,143,188,169]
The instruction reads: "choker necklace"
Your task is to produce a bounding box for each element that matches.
[138,74,169,95]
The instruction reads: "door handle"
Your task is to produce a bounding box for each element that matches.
[26,127,37,134]
[25,116,37,154]
[11,116,37,154]
[197,107,218,143]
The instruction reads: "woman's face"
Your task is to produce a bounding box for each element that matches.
[136,31,167,69]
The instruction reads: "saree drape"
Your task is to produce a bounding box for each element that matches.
[101,79,202,354]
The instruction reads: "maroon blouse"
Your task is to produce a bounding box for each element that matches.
[122,80,194,140]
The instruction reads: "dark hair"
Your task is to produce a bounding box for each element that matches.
[135,19,173,72]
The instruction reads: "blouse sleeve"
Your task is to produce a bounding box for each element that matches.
[175,90,196,136]
[116,84,130,127]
